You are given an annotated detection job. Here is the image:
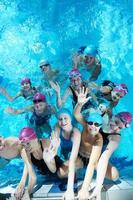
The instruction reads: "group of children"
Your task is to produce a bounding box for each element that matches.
[0,45,132,200]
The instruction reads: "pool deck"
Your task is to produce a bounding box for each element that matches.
[1,177,133,200]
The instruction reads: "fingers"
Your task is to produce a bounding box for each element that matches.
[55,81,60,87]
[86,96,92,102]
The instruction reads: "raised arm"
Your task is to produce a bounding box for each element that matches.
[49,81,62,108]
[63,128,81,199]
[0,87,22,102]
[74,87,91,125]
[49,81,71,108]
[43,127,60,173]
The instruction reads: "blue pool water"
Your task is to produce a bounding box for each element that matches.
[0,0,133,185]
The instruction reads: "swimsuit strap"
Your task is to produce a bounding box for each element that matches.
[60,128,73,140]
[40,140,44,152]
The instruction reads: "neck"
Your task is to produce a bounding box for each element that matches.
[63,124,73,134]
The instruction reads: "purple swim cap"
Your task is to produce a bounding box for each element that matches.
[33,93,46,103]
[19,127,37,142]
[115,112,132,126]
[21,77,31,85]
[113,84,128,96]
[69,68,82,79]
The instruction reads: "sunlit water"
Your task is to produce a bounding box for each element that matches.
[0,0,133,185]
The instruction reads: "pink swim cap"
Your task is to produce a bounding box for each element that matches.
[69,68,82,79]
[115,112,132,126]
[21,77,31,85]
[113,84,128,96]
[33,92,46,103]
[19,127,37,142]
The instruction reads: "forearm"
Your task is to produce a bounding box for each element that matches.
[0,87,13,101]
[90,64,101,81]
[19,165,28,186]
[95,151,110,189]
[82,163,95,190]
[95,138,120,189]
[74,103,83,122]
[67,160,76,191]
[56,91,62,108]
[5,107,25,115]
[27,169,37,194]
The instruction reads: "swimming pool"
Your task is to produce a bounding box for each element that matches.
[0,0,133,185]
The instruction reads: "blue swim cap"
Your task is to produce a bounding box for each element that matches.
[57,108,72,120]
[83,45,98,56]
[85,112,103,124]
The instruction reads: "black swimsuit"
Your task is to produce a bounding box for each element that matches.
[30,141,51,175]
[30,141,63,174]
[69,82,93,109]
[100,128,121,145]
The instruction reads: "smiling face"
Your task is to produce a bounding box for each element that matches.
[87,121,101,136]
[58,113,72,130]
[22,82,31,91]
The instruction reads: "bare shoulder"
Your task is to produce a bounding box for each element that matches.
[73,127,81,137]
[73,127,80,133]
[7,136,19,143]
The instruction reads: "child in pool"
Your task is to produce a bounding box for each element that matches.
[0,135,36,200]
[0,77,38,101]
[72,45,101,81]
[89,111,132,200]
[88,80,128,109]
[39,60,60,82]
[5,93,56,139]
[50,68,97,110]
[42,108,81,200]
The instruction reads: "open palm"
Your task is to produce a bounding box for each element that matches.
[75,87,91,105]
[49,81,60,93]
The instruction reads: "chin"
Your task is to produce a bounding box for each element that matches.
[61,125,69,130]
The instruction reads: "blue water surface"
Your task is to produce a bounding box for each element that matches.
[0,0,133,183]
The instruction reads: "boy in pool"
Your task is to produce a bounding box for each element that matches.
[5,93,56,139]
[0,135,36,200]
[89,111,132,200]
[74,87,132,200]
[0,77,38,101]
[72,45,101,81]
[39,60,60,82]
